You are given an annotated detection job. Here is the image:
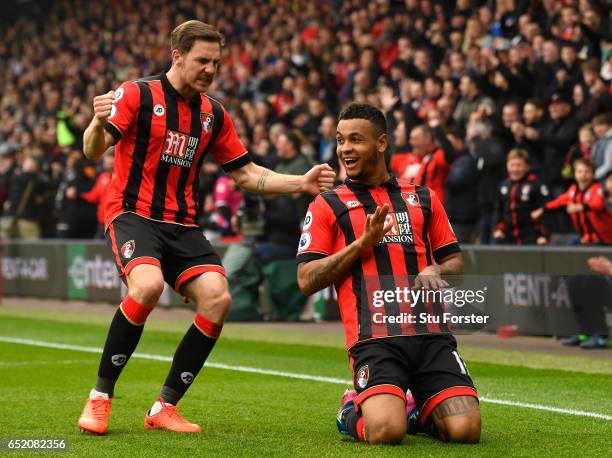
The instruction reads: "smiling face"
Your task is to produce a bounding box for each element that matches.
[574,162,594,188]
[507,157,529,181]
[172,40,220,95]
[336,118,387,182]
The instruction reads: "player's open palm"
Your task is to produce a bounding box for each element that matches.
[93,90,115,123]
[360,204,393,248]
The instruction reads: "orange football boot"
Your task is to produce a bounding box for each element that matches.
[78,396,111,435]
[144,399,201,433]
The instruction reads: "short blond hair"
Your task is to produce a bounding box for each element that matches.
[507,148,529,163]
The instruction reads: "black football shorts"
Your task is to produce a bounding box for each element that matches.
[105,212,225,292]
[348,334,478,423]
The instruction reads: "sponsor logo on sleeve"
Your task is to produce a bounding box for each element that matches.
[297,231,312,253]
[153,104,165,116]
[302,211,313,230]
[113,87,124,101]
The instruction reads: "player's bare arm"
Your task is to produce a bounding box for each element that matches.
[297,203,393,296]
[83,90,116,160]
[229,161,336,196]
[414,252,463,290]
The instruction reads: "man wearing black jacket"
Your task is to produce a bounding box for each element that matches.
[522,91,580,192]
[443,126,479,243]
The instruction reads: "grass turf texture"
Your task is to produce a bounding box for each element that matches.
[0,306,610,457]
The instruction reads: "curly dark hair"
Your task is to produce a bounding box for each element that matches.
[338,103,387,136]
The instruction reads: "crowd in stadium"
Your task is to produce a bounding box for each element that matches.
[0,0,611,246]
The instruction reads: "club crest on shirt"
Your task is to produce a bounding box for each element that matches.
[403,192,419,206]
[356,365,369,389]
[201,112,214,133]
[521,184,531,201]
[121,240,135,259]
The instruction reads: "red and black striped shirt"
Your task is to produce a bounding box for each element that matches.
[544,182,612,244]
[104,73,250,228]
[296,177,460,350]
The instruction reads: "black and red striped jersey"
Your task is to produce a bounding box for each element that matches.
[103,72,250,228]
[544,182,612,244]
[296,177,460,350]
[494,174,549,244]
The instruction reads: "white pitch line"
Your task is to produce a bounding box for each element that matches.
[1,336,611,421]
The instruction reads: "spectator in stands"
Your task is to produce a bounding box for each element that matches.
[532,159,612,245]
[317,115,337,164]
[390,124,452,203]
[256,132,312,263]
[213,173,242,238]
[512,99,546,174]
[453,75,492,127]
[444,126,479,243]
[497,101,521,153]
[0,143,17,220]
[468,118,505,244]
[561,124,597,182]
[493,149,548,245]
[1,156,45,240]
[68,149,114,238]
[606,171,612,210]
[591,113,612,181]
[527,91,580,192]
[56,152,97,239]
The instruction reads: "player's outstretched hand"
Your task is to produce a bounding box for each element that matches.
[359,203,393,249]
[303,164,336,195]
[414,265,449,290]
[93,90,115,124]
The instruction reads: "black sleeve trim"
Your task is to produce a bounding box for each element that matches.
[104,122,122,144]
[296,252,328,264]
[221,152,252,172]
[433,242,461,263]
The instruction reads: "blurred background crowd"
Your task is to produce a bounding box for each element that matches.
[0,0,611,249]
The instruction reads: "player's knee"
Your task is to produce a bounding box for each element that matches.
[128,277,165,307]
[196,287,232,318]
[441,414,481,443]
[365,417,406,445]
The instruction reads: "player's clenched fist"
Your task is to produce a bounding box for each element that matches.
[92,90,115,123]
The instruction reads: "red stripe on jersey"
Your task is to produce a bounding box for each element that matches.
[334,189,388,340]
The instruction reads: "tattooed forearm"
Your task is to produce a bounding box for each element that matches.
[256,169,270,193]
[298,238,368,296]
[307,258,343,292]
[432,396,479,421]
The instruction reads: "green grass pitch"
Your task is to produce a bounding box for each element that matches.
[0,304,610,457]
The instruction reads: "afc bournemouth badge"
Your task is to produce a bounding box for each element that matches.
[356,365,369,389]
[201,112,214,133]
[121,240,135,259]
[403,192,419,206]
